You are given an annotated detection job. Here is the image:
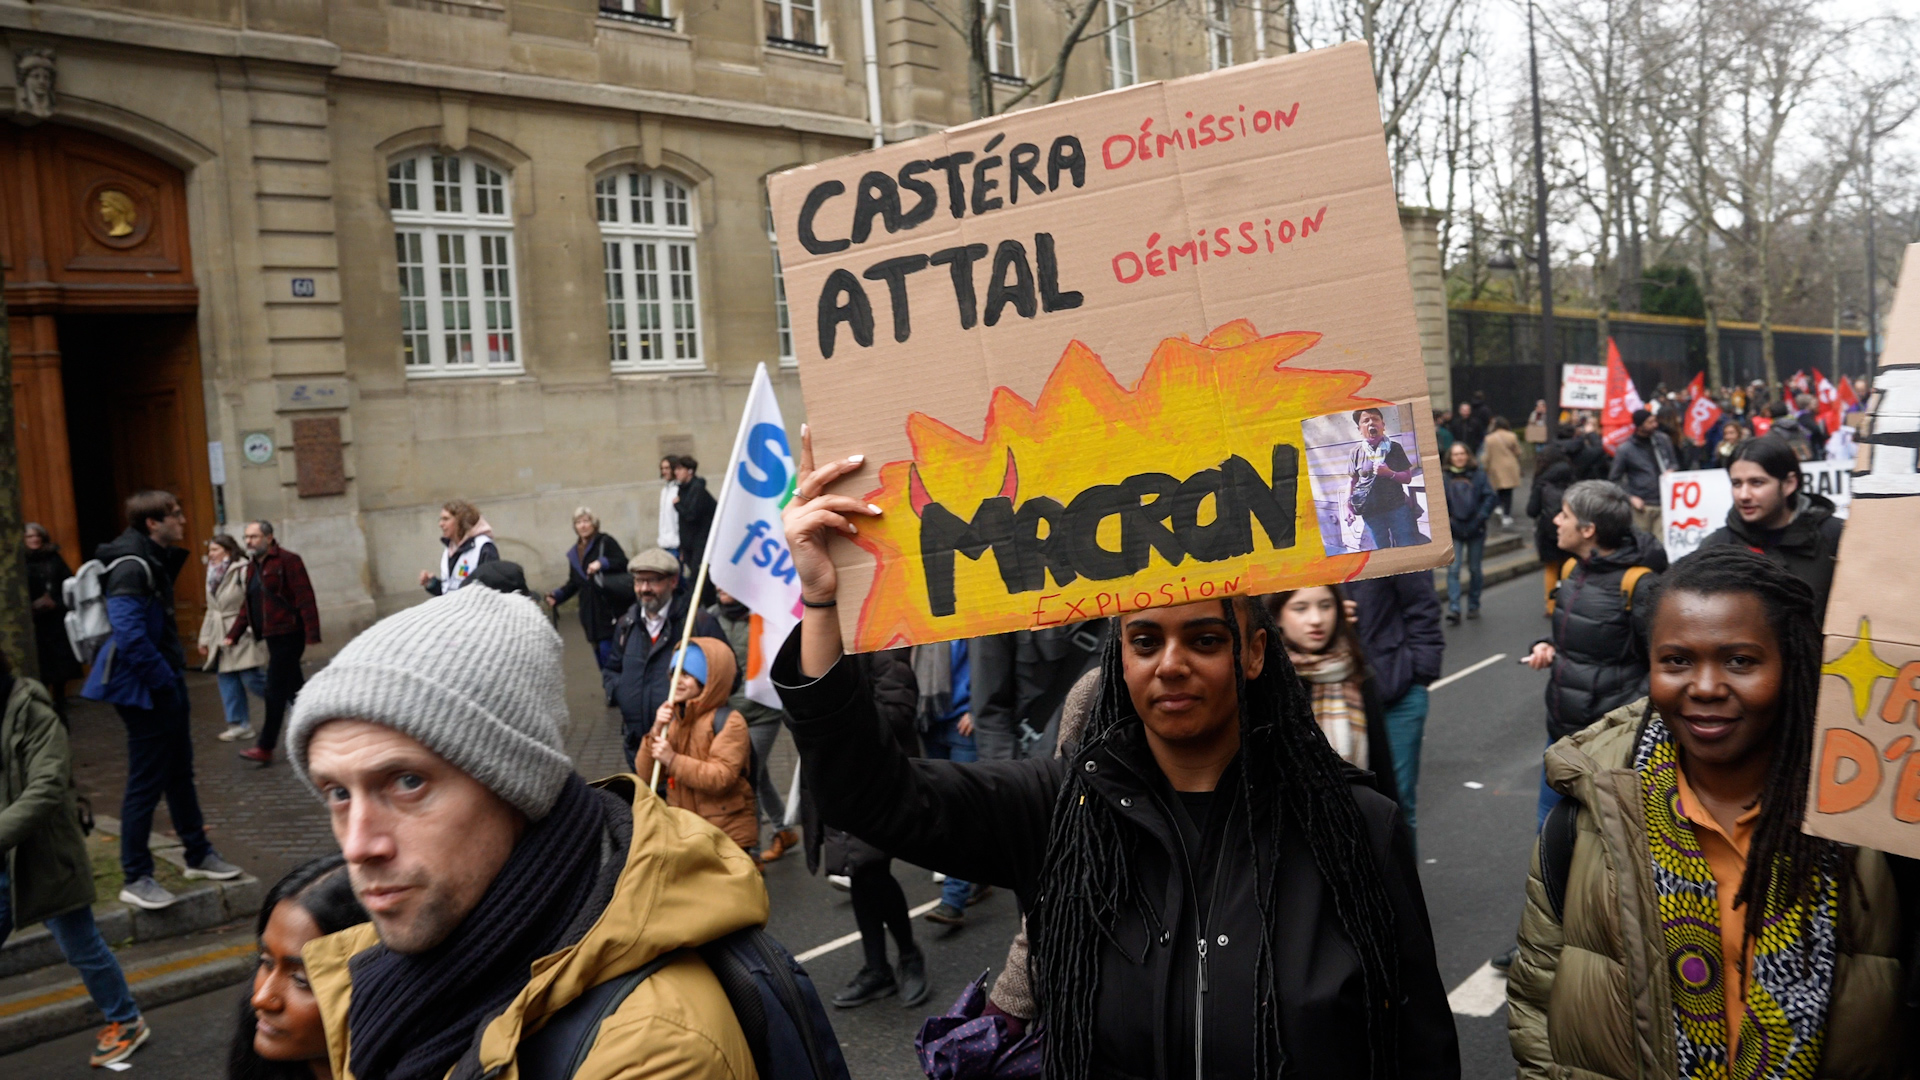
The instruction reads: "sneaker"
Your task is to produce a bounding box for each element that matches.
[1491,945,1518,972]
[831,966,897,1008]
[896,947,930,1007]
[931,871,946,883]
[238,747,272,765]
[827,874,852,892]
[117,876,177,911]
[89,1017,151,1067]
[965,883,994,907]
[185,853,244,881]
[216,725,254,742]
[924,902,965,926]
[1467,608,1481,620]
[1445,610,1462,626]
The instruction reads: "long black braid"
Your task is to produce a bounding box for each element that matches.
[1030,596,1402,1080]
[1645,545,1849,962]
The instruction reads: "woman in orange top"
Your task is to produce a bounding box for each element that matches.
[1508,545,1908,1079]
[633,637,759,858]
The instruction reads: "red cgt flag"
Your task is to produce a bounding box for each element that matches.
[1601,338,1643,454]
[1683,373,1722,444]
[1812,370,1847,438]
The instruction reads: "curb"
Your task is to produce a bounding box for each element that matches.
[0,875,261,980]
[0,938,255,1055]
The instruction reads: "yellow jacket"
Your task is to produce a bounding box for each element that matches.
[305,773,770,1080]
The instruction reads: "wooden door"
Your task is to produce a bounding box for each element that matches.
[59,314,215,641]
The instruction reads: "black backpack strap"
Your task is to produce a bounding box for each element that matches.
[1539,796,1580,923]
[710,704,733,737]
[514,950,683,1080]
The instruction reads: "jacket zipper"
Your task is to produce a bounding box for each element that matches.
[1153,787,1232,1080]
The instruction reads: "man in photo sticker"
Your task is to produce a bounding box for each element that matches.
[1346,407,1424,550]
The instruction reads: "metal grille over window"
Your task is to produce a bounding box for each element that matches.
[388,151,521,376]
[598,168,704,371]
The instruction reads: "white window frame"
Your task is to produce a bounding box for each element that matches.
[766,188,794,367]
[765,0,819,44]
[984,0,1019,77]
[1106,0,1137,89]
[1206,0,1233,70]
[598,169,705,372]
[388,151,522,377]
[600,0,673,28]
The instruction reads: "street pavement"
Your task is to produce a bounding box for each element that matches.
[5,568,1564,1077]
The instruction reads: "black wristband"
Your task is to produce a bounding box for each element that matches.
[801,596,838,609]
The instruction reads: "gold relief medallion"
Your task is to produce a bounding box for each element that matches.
[98,189,136,237]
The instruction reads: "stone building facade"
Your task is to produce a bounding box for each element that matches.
[5,0,1440,647]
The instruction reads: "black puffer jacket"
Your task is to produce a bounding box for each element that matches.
[1526,458,1577,565]
[1699,491,1844,624]
[1541,532,1664,740]
[775,633,1459,1080]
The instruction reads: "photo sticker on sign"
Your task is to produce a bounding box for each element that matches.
[1302,403,1431,556]
[770,42,1451,651]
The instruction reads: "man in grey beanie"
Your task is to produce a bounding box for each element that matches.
[288,586,768,1080]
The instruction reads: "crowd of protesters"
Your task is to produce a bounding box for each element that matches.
[5,360,1909,1077]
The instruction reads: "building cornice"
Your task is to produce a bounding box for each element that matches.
[0,0,875,141]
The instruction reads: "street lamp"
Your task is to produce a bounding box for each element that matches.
[1527,0,1558,412]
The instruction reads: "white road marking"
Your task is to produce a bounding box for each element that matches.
[1428,652,1508,691]
[1447,961,1509,1017]
[794,899,944,963]
[1463,781,1485,789]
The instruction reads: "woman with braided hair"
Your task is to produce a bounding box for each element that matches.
[773,430,1458,1079]
[1508,545,1915,1079]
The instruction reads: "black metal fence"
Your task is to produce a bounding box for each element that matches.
[1448,306,1868,423]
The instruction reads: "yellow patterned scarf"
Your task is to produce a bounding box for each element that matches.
[1633,714,1838,1080]
[1288,644,1367,769]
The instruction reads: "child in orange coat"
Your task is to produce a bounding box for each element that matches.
[633,637,759,858]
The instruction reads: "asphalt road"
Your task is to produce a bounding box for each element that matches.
[5,570,1564,1079]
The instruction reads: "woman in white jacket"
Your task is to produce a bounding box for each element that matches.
[198,534,270,741]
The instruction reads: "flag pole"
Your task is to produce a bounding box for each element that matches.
[650,364,767,796]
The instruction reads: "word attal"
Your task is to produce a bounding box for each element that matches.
[1101,104,1301,170]
[818,233,1082,359]
[796,134,1088,255]
[918,445,1299,616]
[1111,208,1328,283]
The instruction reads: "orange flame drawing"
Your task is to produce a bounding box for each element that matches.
[850,319,1389,651]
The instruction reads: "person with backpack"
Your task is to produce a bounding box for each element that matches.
[546,506,631,672]
[1700,436,1846,623]
[1,650,153,1067]
[1507,546,1913,1080]
[775,434,1460,1079]
[79,490,245,911]
[1441,440,1499,624]
[1609,409,1678,546]
[1522,480,1665,829]
[632,639,759,859]
[291,585,779,1080]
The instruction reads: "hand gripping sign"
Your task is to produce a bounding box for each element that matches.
[769,43,1449,651]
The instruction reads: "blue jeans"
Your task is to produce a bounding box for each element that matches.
[216,667,267,729]
[115,677,215,881]
[0,869,139,1024]
[1446,534,1485,614]
[1538,737,1564,831]
[922,721,977,909]
[1360,502,1424,550]
[1381,686,1429,841]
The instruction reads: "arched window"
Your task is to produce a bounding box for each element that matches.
[597,169,703,370]
[387,151,520,375]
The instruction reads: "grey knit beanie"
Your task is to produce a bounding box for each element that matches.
[287,585,574,820]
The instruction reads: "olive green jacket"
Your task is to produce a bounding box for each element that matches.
[1507,699,1908,1080]
[0,676,96,926]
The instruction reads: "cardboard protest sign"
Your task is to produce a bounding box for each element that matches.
[1661,461,1853,559]
[1561,364,1607,410]
[1807,244,1920,858]
[769,43,1447,651]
